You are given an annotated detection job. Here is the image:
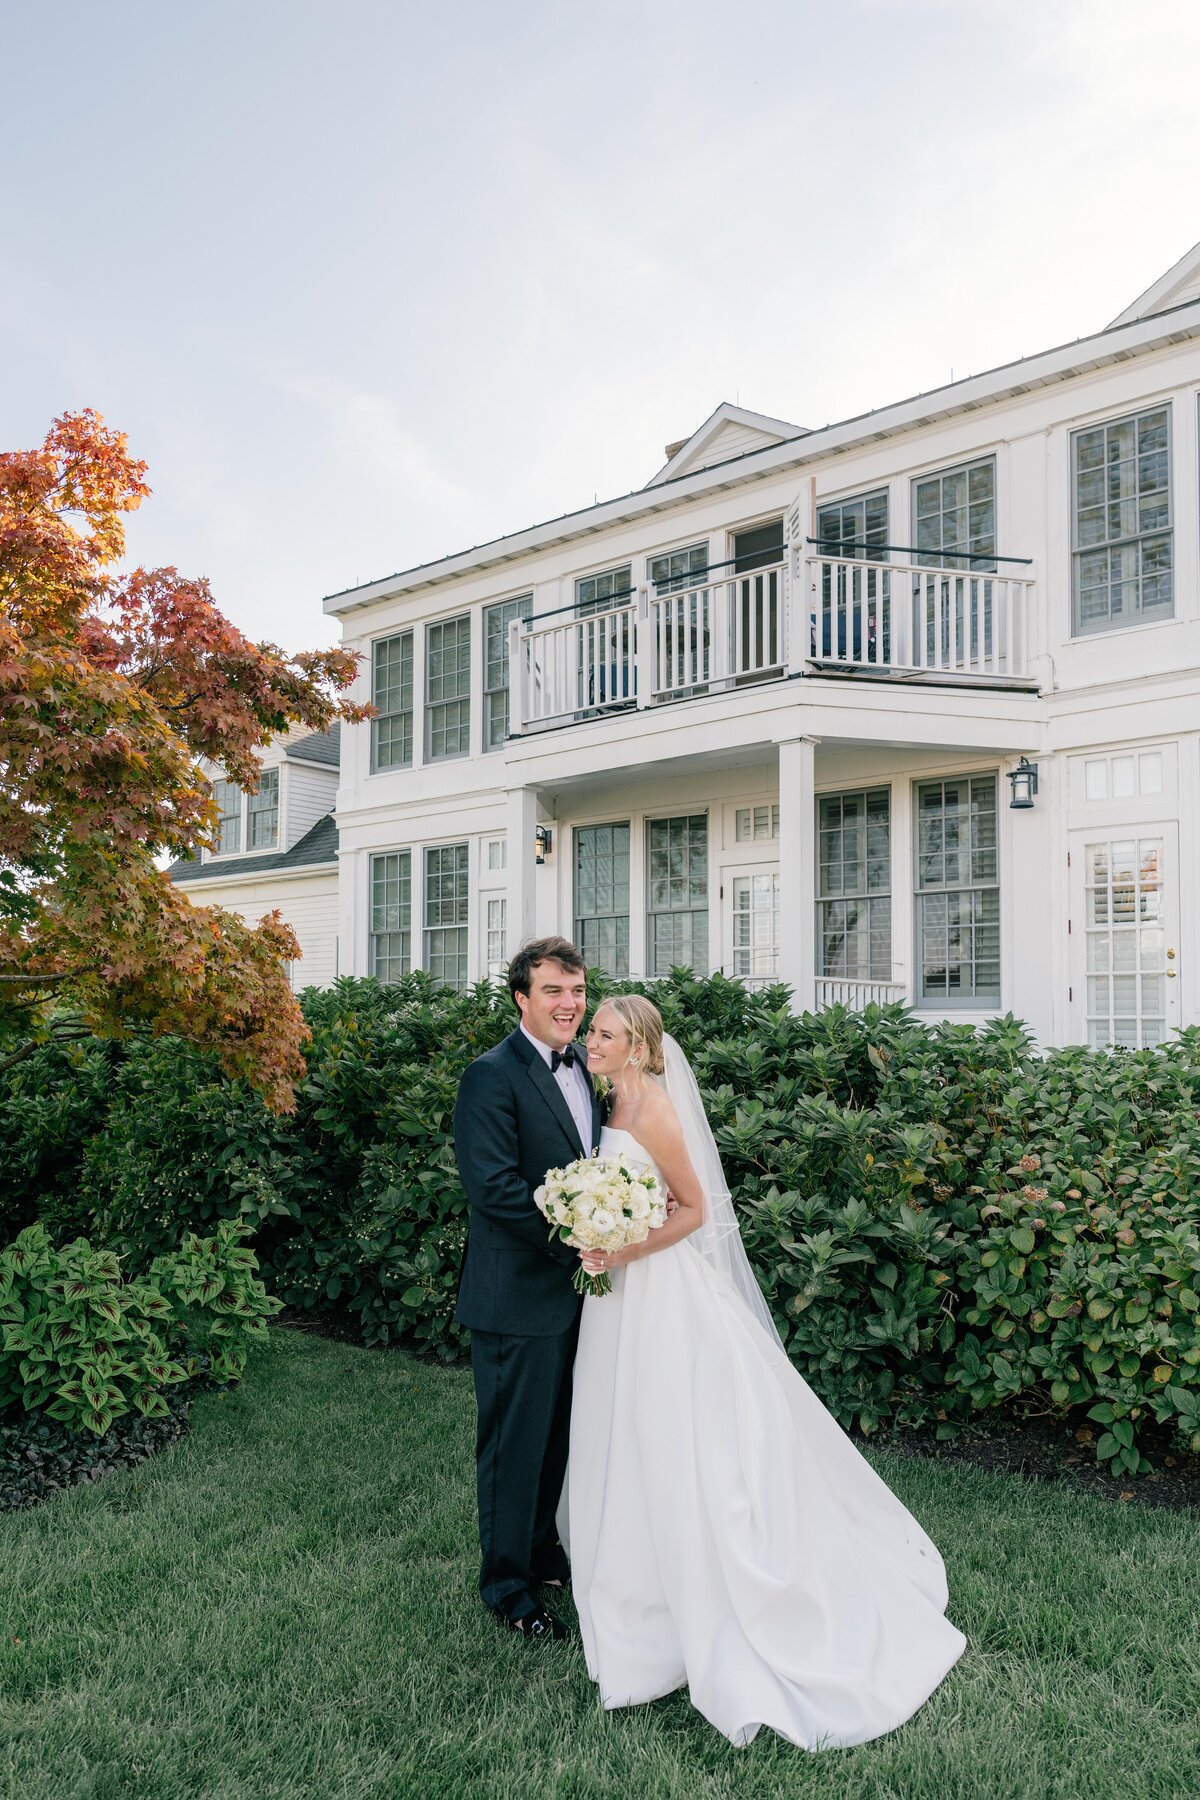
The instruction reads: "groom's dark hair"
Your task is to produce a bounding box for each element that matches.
[508,936,586,1003]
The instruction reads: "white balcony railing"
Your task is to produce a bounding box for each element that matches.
[509,551,1035,733]
[806,555,1033,681]
[814,977,909,1010]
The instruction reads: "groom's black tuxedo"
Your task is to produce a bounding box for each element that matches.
[454,1026,603,1623]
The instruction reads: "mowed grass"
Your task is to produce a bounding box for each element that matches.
[2,1330,1198,1800]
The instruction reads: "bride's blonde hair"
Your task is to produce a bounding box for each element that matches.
[601,995,666,1076]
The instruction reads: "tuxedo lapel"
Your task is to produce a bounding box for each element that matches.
[508,1029,587,1160]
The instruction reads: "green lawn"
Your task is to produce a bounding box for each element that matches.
[2,1329,1198,1800]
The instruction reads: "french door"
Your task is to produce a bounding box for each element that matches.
[724,865,781,984]
[1069,825,1180,1048]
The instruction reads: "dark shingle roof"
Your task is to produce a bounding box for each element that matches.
[285,722,341,768]
[166,813,339,884]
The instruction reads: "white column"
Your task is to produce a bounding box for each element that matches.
[505,785,540,952]
[776,735,818,1012]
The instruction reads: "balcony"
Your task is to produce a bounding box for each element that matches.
[509,550,1037,733]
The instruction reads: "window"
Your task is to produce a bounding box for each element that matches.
[1084,837,1166,1048]
[647,814,708,974]
[735,804,780,843]
[648,543,708,591]
[732,520,784,573]
[370,851,411,984]
[247,769,279,850]
[1083,751,1164,802]
[731,872,780,981]
[484,595,532,750]
[574,823,630,976]
[485,896,507,981]
[1072,407,1172,634]
[485,838,507,872]
[424,843,469,988]
[913,459,995,569]
[817,491,889,561]
[576,565,632,617]
[915,776,999,1006]
[372,632,414,771]
[818,790,891,980]
[212,778,241,854]
[426,617,471,761]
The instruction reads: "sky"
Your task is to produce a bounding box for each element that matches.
[5,0,1200,651]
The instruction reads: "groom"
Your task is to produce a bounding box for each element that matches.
[454,935,602,1641]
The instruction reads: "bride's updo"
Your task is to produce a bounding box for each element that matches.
[602,995,666,1076]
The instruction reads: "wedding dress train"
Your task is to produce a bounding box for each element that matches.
[560,1124,966,1751]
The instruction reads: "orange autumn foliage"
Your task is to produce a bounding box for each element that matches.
[0,410,370,1110]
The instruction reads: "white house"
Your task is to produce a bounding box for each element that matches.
[167,724,341,990]
[179,242,1200,1052]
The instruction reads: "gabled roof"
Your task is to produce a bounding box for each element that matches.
[1109,238,1200,327]
[644,403,808,487]
[285,722,341,768]
[166,813,339,884]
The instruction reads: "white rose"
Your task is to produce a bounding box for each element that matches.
[591,1208,617,1236]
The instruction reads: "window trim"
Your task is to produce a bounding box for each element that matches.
[482,594,532,752]
[369,848,413,985]
[645,812,709,977]
[817,786,892,983]
[422,840,470,988]
[573,820,632,978]
[910,455,997,571]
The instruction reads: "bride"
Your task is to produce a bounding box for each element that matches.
[560,994,966,1751]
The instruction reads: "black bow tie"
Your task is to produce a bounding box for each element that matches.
[550,1045,578,1072]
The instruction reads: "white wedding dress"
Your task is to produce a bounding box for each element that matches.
[560,1122,966,1751]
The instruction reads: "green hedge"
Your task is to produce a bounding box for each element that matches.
[3,973,1200,1477]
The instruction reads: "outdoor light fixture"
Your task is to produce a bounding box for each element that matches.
[535,824,553,864]
[1007,757,1039,810]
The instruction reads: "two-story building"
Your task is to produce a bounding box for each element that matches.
[178,241,1200,1051]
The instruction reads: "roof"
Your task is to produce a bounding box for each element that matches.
[644,403,808,487]
[323,260,1200,618]
[1109,238,1200,328]
[166,812,339,885]
[285,722,341,768]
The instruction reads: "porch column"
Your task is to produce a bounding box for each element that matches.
[776,735,818,1012]
[505,785,540,954]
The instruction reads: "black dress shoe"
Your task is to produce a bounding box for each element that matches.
[502,1606,570,1642]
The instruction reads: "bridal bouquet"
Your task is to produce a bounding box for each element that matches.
[535,1153,667,1296]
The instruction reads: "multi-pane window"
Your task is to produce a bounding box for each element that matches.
[574,823,630,976]
[817,491,889,561]
[731,872,780,982]
[818,790,891,980]
[1072,408,1172,634]
[913,459,996,569]
[735,804,780,843]
[1084,837,1166,1049]
[247,769,279,850]
[575,565,632,617]
[424,844,469,988]
[484,595,532,750]
[372,632,414,771]
[212,778,242,854]
[915,776,1000,1006]
[370,851,411,984]
[426,617,471,761]
[648,543,708,590]
[485,896,507,981]
[647,814,708,975]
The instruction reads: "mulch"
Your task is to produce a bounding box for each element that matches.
[274,1307,1200,1515]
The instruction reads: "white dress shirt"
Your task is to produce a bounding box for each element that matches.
[521,1023,594,1153]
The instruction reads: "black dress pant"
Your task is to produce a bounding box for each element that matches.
[470,1317,580,1620]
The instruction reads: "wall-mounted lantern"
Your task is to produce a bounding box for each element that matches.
[1007,757,1039,810]
[534,824,553,864]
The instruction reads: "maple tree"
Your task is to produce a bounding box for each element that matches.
[0,410,370,1110]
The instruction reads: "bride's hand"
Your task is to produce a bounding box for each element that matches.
[579,1244,637,1276]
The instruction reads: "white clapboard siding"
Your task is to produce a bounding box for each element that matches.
[178,871,339,989]
[284,764,339,851]
[690,420,789,469]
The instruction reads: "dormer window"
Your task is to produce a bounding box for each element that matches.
[248,769,279,849]
[213,778,242,854]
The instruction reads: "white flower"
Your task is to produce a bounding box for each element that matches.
[591,1208,617,1236]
